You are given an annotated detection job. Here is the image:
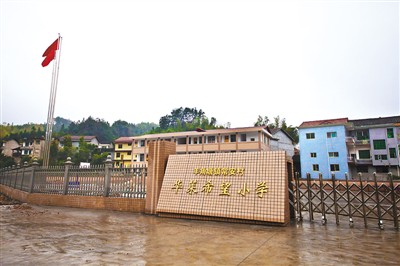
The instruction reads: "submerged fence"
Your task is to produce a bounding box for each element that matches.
[289,172,400,230]
[0,157,147,199]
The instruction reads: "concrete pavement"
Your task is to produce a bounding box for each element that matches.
[1,204,399,265]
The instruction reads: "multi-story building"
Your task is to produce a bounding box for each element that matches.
[347,116,400,177]
[113,126,295,168]
[299,118,350,179]
[299,116,400,179]
[114,137,134,168]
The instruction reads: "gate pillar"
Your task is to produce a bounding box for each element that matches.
[145,140,176,214]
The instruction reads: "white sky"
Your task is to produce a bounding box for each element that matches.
[1,0,399,128]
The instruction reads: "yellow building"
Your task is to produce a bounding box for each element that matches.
[114,136,134,168]
[114,126,274,167]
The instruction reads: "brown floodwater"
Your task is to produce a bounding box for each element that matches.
[1,204,399,265]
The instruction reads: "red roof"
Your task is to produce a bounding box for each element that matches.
[114,137,134,144]
[299,118,348,128]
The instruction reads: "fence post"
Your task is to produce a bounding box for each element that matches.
[373,172,384,230]
[358,172,368,228]
[306,172,314,221]
[345,173,354,227]
[319,173,327,225]
[103,155,113,197]
[332,173,339,225]
[29,159,39,193]
[295,172,303,222]
[21,162,28,190]
[388,172,399,229]
[63,157,73,195]
[13,164,21,188]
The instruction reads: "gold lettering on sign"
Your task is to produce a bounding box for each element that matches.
[172,180,183,193]
[187,180,198,195]
[202,180,214,194]
[255,182,268,198]
[238,183,250,197]
[219,182,231,196]
[193,167,245,177]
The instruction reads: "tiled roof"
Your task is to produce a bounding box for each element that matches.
[130,126,271,140]
[349,116,400,127]
[59,136,98,142]
[114,137,134,143]
[299,118,348,128]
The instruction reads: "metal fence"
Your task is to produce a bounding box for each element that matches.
[289,172,400,230]
[0,158,147,199]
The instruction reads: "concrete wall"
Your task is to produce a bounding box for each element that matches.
[0,184,145,212]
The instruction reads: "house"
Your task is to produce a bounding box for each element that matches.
[113,126,276,168]
[347,116,400,178]
[299,118,350,179]
[1,138,45,164]
[298,116,400,179]
[1,139,20,157]
[59,136,100,148]
[269,128,296,157]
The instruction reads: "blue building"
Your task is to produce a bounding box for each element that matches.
[299,118,349,179]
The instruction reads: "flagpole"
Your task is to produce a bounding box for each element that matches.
[42,51,57,167]
[43,35,62,167]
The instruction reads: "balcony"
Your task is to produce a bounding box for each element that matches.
[354,139,370,146]
[348,157,372,165]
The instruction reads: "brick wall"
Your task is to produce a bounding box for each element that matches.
[0,184,145,212]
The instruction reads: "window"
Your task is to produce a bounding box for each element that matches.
[389,148,397,158]
[375,155,388,160]
[327,132,337,138]
[208,136,215,143]
[250,138,255,141]
[358,150,371,159]
[373,139,386,150]
[310,152,317,158]
[127,152,132,155]
[230,134,236,142]
[128,143,132,146]
[118,144,122,149]
[306,133,315,139]
[224,136,229,143]
[193,137,198,144]
[140,154,144,162]
[387,128,394,138]
[355,130,369,140]
[140,140,145,147]
[116,152,121,158]
[240,134,247,142]
[330,164,340,171]
[312,164,319,171]
[177,138,187,145]
[329,152,339,157]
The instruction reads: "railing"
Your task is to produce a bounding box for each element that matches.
[289,172,400,230]
[0,156,147,199]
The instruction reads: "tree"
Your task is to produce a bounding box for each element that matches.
[154,107,220,133]
[254,115,269,126]
[254,115,299,143]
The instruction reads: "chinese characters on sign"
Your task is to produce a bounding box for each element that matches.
[193,167,245,176]
[171,167,269,198]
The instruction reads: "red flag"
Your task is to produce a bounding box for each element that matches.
[42,38,59,67]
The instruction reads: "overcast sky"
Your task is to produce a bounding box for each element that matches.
[1,0,399,128]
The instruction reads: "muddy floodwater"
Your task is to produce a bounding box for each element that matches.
[1,204,399,265]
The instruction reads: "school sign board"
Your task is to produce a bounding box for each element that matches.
[156,151,291,225]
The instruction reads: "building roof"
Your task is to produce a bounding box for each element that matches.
[349,116,400,127]
[269,128,295,142]
[117,126,272,141]
[59,136,98,142]
[299,118,348,128]
[114,136,134,144]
